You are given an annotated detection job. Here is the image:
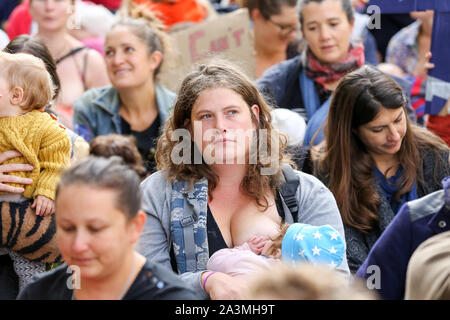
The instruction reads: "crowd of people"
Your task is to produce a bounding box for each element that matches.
[0,0,449,301]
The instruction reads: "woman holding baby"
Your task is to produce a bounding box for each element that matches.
[138,62,349,300]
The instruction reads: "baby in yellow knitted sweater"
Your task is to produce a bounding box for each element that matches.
[0,52,70,216]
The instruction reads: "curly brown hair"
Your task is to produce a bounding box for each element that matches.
[89,134,147,178]
[156,61,291,210]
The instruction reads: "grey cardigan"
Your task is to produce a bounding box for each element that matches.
[137,169,350,299]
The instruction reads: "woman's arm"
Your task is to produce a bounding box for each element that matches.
[0,150,33,193]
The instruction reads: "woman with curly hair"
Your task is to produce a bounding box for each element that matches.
[138,61,349,300]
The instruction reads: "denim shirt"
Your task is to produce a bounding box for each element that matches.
[72,83,176,142]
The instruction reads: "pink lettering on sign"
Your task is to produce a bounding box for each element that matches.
[210,36,229,53]
[189,30,207,62]
[232,29,244,47]
[188,28,246,63]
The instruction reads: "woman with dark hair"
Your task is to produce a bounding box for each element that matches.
[73,7,176,175]
[317,65,449,272]
[241,0,300,78]
[138,61,349,300]
[18,156,199,300]
[257,0,414,147]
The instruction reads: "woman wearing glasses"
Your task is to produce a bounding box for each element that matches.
[256,0,415,147]
[242,0,300,78]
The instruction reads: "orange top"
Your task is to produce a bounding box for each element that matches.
[133,0,208,28]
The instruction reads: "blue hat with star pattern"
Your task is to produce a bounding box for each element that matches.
[281,223,345,268]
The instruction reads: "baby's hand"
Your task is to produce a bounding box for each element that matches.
[261,239,279,258]
[31,195,55,216]
[247,236,268,255]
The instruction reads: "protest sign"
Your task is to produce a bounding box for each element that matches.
[158,8,255,92]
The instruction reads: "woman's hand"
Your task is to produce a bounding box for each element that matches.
[0,150,33,193]
[203,271,248,300]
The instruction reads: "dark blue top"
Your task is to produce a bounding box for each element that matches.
[373,166,418,215]
[0,0,18,24]
[356,176,450,300]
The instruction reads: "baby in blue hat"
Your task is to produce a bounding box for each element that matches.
[207,223,345,278]
[279,223,345,268]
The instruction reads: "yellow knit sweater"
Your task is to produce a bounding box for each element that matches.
[0,110,71,200]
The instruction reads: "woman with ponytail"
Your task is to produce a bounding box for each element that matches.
[73,6,176,175]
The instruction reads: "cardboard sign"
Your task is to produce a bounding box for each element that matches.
[369,0,450,115]
[158,8,255,92]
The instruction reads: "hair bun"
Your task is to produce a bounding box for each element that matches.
[129,3,165,31]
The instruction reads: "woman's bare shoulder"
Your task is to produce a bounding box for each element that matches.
[84,48,110,88]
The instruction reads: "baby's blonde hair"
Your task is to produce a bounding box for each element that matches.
[0,51,54,111]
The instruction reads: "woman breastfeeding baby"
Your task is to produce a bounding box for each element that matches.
[207,221,346,279]
[138,62,349,300]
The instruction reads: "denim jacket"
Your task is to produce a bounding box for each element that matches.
[137,169,350,299]
[72,83,176,142]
